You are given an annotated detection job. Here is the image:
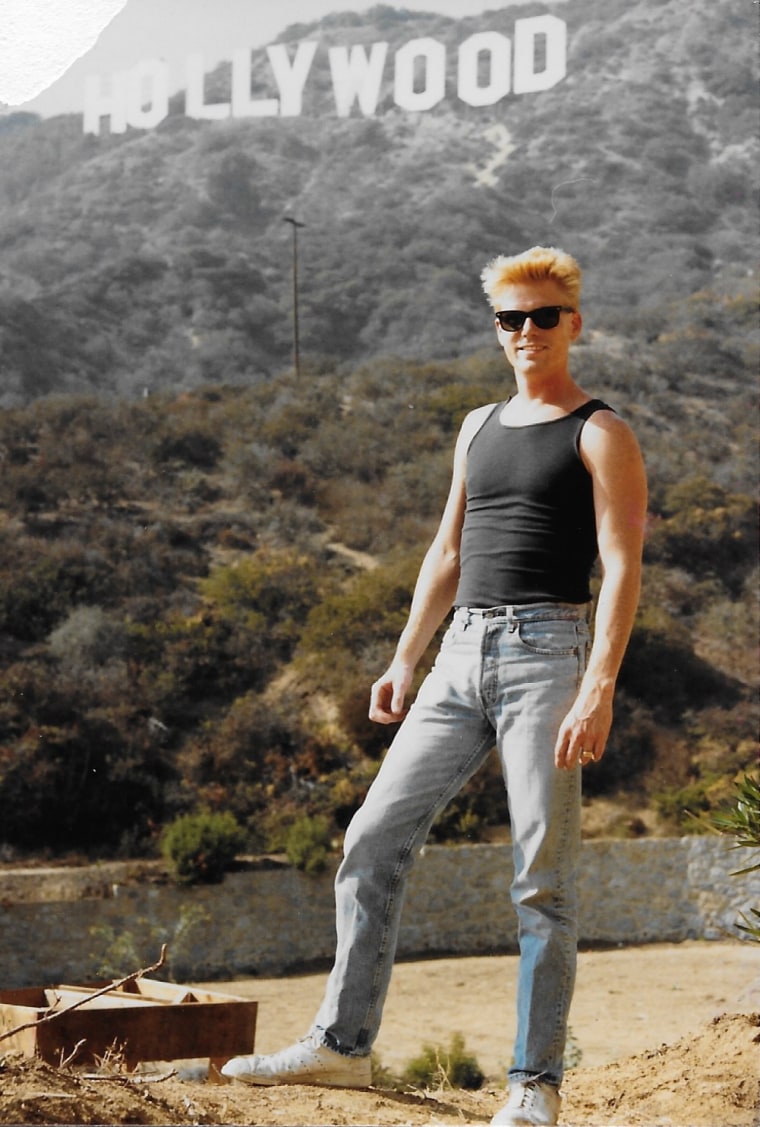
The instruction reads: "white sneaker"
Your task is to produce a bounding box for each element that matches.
[490,1079,561,1126]
[220,1034,372,1088]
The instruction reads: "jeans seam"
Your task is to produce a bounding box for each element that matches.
[546,770,579,1083]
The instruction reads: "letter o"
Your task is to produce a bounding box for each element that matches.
[458,32,511,107]
[394,37,446,112]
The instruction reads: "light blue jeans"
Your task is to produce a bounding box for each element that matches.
[311,603,590,1088]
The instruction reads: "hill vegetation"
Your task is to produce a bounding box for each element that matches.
[0,0,757,861]
[0,313,756,859]
[0,0,756,403]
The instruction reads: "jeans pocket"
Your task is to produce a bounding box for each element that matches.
[517,619,580,656]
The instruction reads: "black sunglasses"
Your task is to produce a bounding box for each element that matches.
[494,305,575,332]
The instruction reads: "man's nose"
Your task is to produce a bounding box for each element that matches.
[520,315,541,334]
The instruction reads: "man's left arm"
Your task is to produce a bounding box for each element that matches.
[555,411,648,770]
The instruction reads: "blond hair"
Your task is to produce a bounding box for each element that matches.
[481,246,582,309]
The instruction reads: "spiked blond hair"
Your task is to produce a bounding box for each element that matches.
[481,246,582,310]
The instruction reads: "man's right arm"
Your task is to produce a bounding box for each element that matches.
[368,405,492,725]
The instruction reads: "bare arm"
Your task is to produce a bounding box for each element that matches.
[554,411,648,769]
[368,406,492,724]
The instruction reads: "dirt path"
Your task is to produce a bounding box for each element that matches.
[1,941,757,1126]
[218,939,758,1078]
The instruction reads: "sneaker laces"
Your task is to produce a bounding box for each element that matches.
[516,1079,544,1109]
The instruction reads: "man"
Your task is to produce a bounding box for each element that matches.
[222,246,647,1127]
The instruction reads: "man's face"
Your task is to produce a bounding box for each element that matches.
[492,279,582,378]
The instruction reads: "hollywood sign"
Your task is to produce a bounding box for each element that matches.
[84,15,566,135]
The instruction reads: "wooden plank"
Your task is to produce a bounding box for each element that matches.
[118,979,199,1005]
[0,987,48,1007]
[45,987,156,1010]
[34,998,258,1068]
[123,979,242,1005]
[0,1002,41,1058]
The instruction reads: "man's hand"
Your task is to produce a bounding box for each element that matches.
[369,660,415,725]
[554,682,614,770]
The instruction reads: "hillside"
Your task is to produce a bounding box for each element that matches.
[0,0,757,863]
[0,0,757,402]
[0,342,756,860]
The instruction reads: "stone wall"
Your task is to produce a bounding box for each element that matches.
[1,837,757,988]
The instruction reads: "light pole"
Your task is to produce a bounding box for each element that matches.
[283,216,305,378]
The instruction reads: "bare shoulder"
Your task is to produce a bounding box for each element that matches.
[581,407,641,455]
[580,407,647,496]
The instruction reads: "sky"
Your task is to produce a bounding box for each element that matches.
[4,0,532,117]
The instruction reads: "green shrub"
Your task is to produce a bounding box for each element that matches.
[285,814,332,874]
[645,478,757,595]
[160,810,244,884]
[402,1032,484,1090]
[710,773,760,941]
[152,426,222,469]
[200,548,322,655]
[299,553,420,662]
[88,903,211,980]
[564,1026,583,1070]
[653,776,727,833]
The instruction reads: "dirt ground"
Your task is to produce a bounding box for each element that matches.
[0,941,758,1126]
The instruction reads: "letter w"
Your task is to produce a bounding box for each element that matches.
[329,43,388,117]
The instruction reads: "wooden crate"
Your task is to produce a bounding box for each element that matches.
[0,977,257,1074]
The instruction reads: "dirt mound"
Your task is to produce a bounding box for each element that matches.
[0,1012,757,1126]
[562,1012,759,1127]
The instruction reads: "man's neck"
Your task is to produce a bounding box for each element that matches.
[503,374,588,424]
[514,368,583,403]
